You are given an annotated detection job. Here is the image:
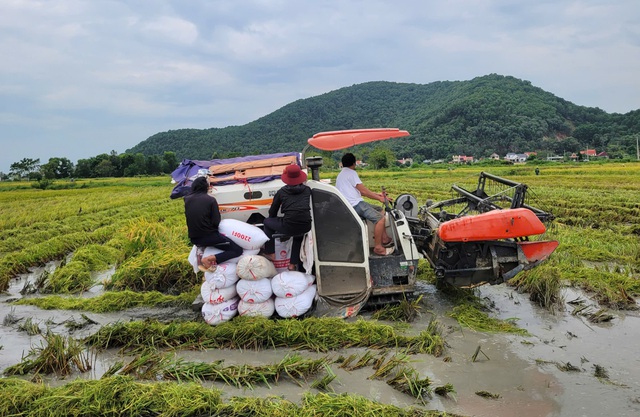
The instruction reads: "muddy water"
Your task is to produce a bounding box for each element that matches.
[1,267,639,417]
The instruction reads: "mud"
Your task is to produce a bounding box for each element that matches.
[1,265,639,417]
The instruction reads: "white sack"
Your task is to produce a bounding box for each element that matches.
[219,218,269,250]
[271,271,316,298]
[275,285,316,318]
[272,237,293,273]
[238,298,275,318]
[300,232,314,275]
[204,262,239,289]
[201,280,238,304]
[236,254,277,280]
[236,278,273,303]
[243,248,260,256]
[201,297,239,325]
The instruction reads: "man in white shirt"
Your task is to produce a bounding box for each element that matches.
[335,152,393,256]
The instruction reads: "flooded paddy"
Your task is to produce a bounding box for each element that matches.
[2,264,638,417]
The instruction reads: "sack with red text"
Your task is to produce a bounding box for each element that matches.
[274,285,316,318]
[272,237,293,273]
[201,280,238,304]
[219,218,269,250]
[201,297,239,325]
[271,271,315,298]
[204,262,239,289]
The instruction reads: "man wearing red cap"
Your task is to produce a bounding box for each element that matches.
[263,164,312,271]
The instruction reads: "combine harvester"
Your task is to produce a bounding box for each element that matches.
[171,128,558,318]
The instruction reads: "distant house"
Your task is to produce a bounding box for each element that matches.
[524,151,537,158]
[580,149,597,157]
[355,160,367,167]
[505,153,528,163]
[596,151,609,159]
[397,157,413,166]
[452,155,474,164]
[546,155,564,161]
[489,153,500,160]
[570,153,579,161]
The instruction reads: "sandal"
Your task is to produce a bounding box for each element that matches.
[198,264,217,273]
[373,247,394,256]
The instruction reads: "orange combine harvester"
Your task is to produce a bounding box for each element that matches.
[172,128,558,317]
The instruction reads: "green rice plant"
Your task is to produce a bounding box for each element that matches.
[509,264,562,309]
[3,332,93,376]
[299,392,452,416]
[372,295,423,322]
[17,317,41,336]
[70,243,123,271]
[476,390,500,399]
[166,353,329,388]
[369,352,411,379]
[44,260,93,293]
[122,217,186,256]
[0,376,452,416]
[449,304,529,335]
[339,350,377,371]
[0,375,222,417]
[310,364,337,391]
[416,258,436,283]
[386,366,433,404]
[83,316,445,356]
[434,383,456,398]
[106,248,195,294]
[14,289,197,313]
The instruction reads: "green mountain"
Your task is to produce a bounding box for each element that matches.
[126,74,640,162]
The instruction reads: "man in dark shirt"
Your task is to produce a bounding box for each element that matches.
[263,164,312,271]
[184,176,243,271]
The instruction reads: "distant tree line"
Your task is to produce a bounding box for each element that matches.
[2,151,178,181]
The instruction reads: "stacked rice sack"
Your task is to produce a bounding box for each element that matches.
[192,219,270,325]
[189,218,317,321]
[271,271,316,318]
[236,254,277,317]
[200,263,240,325]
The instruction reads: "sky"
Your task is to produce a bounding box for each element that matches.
[1,0,639,174]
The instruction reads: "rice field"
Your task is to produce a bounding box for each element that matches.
[0,162,639,416]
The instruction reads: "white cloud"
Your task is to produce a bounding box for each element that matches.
[140,16,198,45]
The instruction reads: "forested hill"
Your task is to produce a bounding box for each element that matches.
[126,74,640,162]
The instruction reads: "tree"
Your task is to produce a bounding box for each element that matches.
[368,146,396,169]
[9,158,40,179]
[124,153,146,176]
[94,159,115,177]
[162,151,178,173]
[41,157,74,179]
[74,159,93,178]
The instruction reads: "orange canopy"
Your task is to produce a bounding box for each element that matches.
[307,128,410,151]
